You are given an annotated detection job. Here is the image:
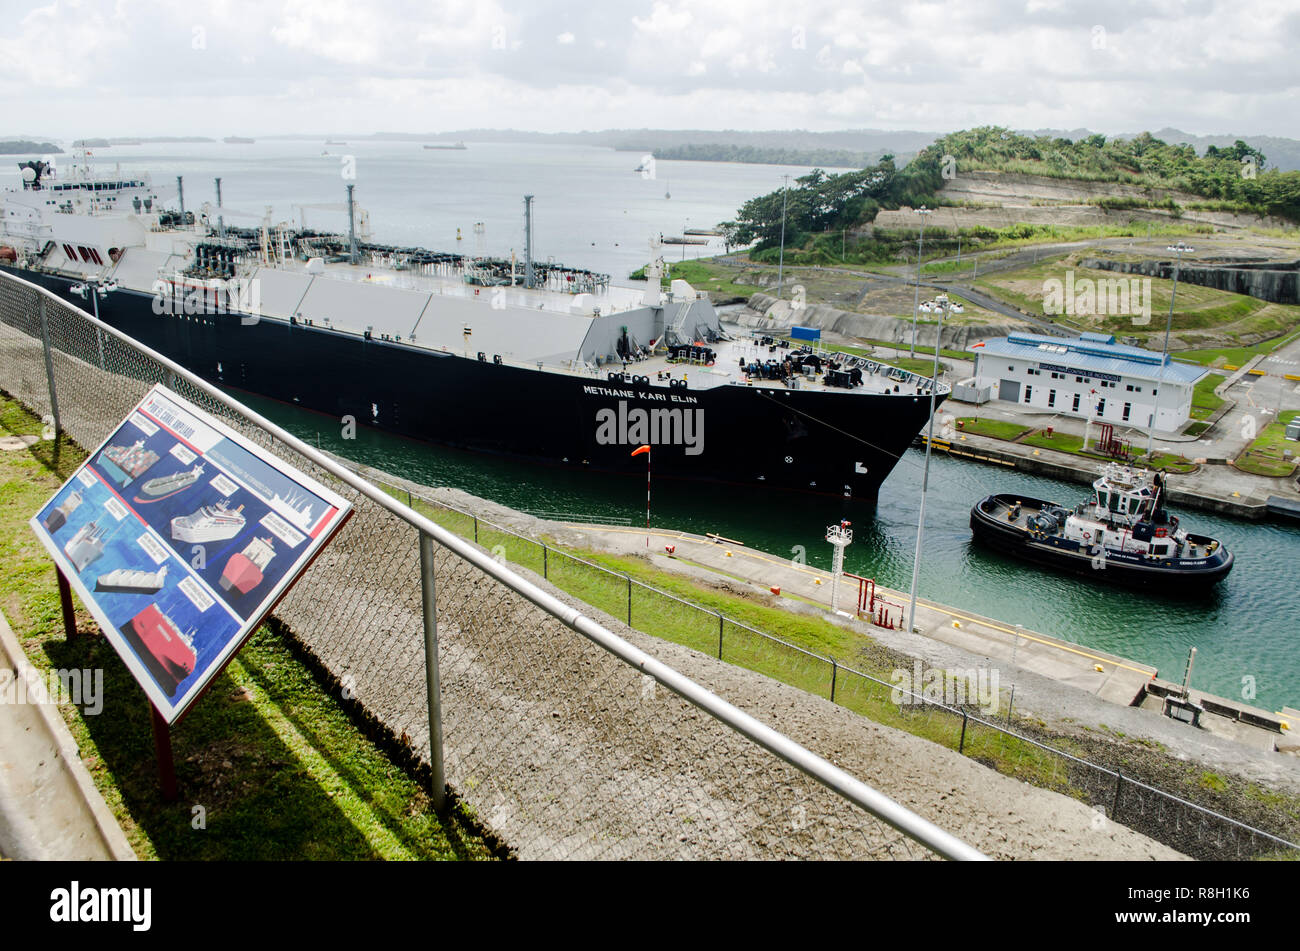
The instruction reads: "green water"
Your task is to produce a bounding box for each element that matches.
[243,393,1300,713]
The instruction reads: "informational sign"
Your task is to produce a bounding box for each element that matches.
[30,385,352,724]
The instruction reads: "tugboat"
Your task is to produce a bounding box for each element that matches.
[219,536,276,595]
[970,464,1234,590]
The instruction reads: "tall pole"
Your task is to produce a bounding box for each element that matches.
[346,183,358,264]
[776,175,790,298]
[524,194,535,289]
[215,177,224,240]
[906,296,946,634]
[631,445,651,546]
[1146,243,1192,457]
[176,176,185,225]
[910,207,931,359]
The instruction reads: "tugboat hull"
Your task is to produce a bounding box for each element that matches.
[970,493,1233,591]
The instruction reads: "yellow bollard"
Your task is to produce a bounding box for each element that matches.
[1094,664,1105,672]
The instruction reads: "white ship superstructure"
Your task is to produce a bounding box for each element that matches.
[171,500,246,543]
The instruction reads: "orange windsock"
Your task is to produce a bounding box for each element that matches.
[630,445,651,457]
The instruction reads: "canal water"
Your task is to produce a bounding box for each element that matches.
[239,392,1300,713]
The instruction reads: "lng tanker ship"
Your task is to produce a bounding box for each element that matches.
[0,156,947,498]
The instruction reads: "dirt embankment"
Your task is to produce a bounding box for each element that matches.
[871,171,1292,233]
[739,292,1022,350]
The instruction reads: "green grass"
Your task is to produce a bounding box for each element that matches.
[1234,410,1299,477]
[1178,325,1300,367]
[0,396,491,861]
[628,258,756,298]
[1020,430,1087,453]
[975,258,1300,347]
[954,417,1032,441]
[1190,373,1227,420]
[1016,426,1195,471]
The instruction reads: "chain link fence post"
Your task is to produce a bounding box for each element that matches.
[543,542,548,579]
[37,297,61,438]
[626,574,632,626]
[830,659,838,703]
[418,531,447,811]
[959,711,968,754]
[717,611,724,659]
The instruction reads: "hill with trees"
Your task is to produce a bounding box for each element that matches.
[720,127,1300,260]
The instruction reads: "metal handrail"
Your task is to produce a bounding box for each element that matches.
[2,269,986,861]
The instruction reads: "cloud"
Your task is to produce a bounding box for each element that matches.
[0,0,1295,139]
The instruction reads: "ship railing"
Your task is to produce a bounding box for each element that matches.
[0,268,984,861]
[351,466,1300,863]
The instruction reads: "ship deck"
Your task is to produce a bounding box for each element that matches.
[600,335,947,397]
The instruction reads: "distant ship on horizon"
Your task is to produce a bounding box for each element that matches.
[423,142,466,150]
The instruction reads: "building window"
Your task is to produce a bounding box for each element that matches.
[1096,398,1106,416]
[1024,386,1033,403]
[1048,389,1056,407]
[1075,376,1083,382]
[1072,393,1081,412]
[1122,402,1131,421]
[1126,384,1134,391]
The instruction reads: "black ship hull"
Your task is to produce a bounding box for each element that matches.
[970,493,1233,590]
[12,267,942,498]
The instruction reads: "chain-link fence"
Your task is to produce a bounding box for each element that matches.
[0,269,988,860]
[364,467,1300,862]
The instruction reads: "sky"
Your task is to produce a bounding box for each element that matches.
[3,0,1298,140]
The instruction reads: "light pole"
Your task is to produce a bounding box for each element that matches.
[906,293,948,634]
[910,206,931,359]
[776,174,790,298]
[1145,242,1193,458]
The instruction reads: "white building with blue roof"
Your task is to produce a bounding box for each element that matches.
[971,331,1208,433]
